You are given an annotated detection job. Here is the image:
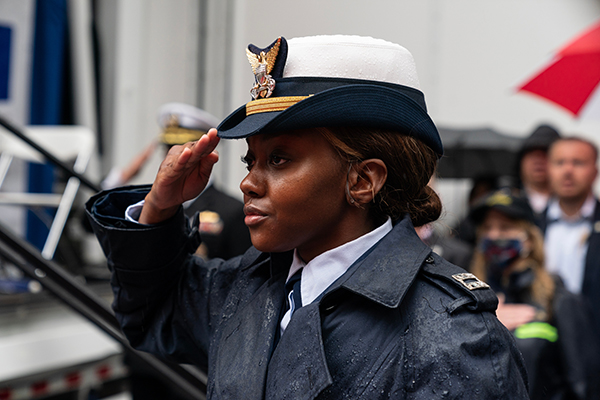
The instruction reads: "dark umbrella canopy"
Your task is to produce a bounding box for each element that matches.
[437,127,524,179]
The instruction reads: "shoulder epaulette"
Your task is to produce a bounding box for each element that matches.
[420,253,498,314]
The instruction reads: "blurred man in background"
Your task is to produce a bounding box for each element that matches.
[542,137,600,334]
[517,124,560,225]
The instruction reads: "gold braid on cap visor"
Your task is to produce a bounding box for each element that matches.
[160,127,208,145]
[245,95,312,116]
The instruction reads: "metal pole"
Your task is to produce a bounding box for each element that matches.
[0,115,101,193]
[0,222,207,399]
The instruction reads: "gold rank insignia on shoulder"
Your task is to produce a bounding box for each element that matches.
[246,37,281,100]
[452,273,490,291]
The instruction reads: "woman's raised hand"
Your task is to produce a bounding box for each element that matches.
[139,128,220,224]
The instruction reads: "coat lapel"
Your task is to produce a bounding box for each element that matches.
[213,267,287,399]
[262,216,428,400]
[338,216,431,309]
[265,302,332,400]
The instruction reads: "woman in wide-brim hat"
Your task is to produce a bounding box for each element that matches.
[86,35,528,399]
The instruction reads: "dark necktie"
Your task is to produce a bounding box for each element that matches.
[285,269,303,315]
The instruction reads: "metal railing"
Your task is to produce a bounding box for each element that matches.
[0,115,208,399]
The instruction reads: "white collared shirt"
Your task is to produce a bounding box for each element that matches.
[524,187,550,214]
[279,218,393,334]
[125,199,145,222]
[544,195,596,294]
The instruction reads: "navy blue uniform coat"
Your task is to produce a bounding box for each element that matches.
[86,186,529,399]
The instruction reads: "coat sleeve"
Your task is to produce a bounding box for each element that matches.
[411,307,530,399]
[403,258,530,399]
[354,283,530,400]
[85,186,244,368]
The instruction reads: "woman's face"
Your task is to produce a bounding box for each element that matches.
[240,130,363,262]
[479,209,531,272]
[480,209,527,241]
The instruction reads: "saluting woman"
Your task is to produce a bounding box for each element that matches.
[87,35,528,399]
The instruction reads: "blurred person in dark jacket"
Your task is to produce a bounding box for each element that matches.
[516,124,561,225]
[157,103,252,260]
[101,102,252,260]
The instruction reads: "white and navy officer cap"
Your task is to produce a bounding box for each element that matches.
[217,35,443,156]
[157,102,221,145]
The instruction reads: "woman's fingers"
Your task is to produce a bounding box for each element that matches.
[142,129,221,225]
[161,129,220,178]
[185,128,220,167]
[170,129,220,173]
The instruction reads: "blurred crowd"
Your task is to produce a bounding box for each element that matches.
[420,124,600,399]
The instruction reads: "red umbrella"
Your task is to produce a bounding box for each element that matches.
[517,19,600,120]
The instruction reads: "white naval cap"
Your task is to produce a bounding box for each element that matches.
[157,102,221,145]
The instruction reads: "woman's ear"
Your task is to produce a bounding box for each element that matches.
[347,159,387,205]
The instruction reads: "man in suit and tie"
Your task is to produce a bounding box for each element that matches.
[541,136,600,332]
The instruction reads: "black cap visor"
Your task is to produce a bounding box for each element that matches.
[217,77,443,155]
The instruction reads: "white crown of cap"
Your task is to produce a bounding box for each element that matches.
[283,35,421,90]
[157,102,220,130]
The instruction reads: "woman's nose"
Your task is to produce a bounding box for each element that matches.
[485,228,501,241]
[240,170,262,198]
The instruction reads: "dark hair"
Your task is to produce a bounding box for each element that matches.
[317,127,442,227]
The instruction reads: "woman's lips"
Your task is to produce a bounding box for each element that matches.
[244,204,267,226]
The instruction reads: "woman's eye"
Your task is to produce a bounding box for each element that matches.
[270,155,287,166]
[241,155,254,170]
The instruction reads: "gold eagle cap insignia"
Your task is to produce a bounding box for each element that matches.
[246,37,281,75]
[246,37,281,100]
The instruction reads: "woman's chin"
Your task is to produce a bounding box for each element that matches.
[250,237,293,254]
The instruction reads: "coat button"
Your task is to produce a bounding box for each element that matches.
[425,255,434,264]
